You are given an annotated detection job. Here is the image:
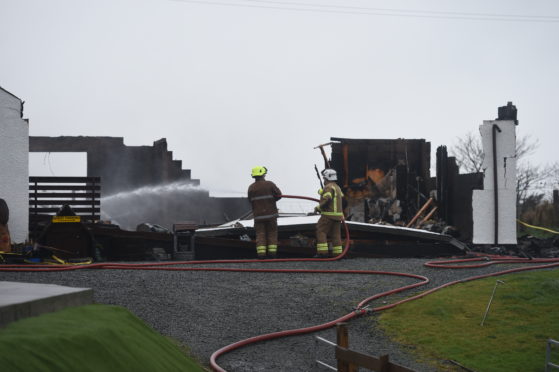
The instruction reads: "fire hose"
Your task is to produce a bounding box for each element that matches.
[1,195,559,371]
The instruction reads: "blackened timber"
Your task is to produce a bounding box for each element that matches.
[28,176,101,183]
[32,200,100,206]
[29,177,102,231]
[29,193,101,199]
[194,216,467,259]
[330,137,431,224]
[89,224,173,261]
[30,208,100,213]
[30,185,100,191]
[435,146,483,242]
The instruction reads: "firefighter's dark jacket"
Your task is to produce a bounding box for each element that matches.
[248,178,282,220]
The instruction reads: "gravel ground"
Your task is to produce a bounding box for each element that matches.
[0,257,543,371]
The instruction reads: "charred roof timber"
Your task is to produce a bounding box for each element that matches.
[435,146,483,242]
[329,137,431,225]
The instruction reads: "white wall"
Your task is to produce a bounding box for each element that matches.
[472,120,517,245]
[0,88,29,243]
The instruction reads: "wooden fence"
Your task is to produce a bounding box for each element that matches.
[29,176,101,227]
[319,323,416,372]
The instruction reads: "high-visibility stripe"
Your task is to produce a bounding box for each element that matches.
[322,192,332,199]
[332,245,343,254]
[332,187,338,214]
[251,195,274,201]
[254,213,279,220]
[267,245,277,253]
[321,211,343,217]
[256,246,266,254]
[316,243,328,253]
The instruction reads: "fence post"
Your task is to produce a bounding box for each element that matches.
[91,178,96,223]
[336,323,357,372]
[379,354,390,372]
[337,323,349,372]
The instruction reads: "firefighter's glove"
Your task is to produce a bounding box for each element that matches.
[317,188,323,195]
[314,206,321,214]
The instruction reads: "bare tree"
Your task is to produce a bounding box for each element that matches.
[451,131,557,205]
[516,162,557,205]
[552,163,559,189]
[516,135,539,160]
[452,132,484,173]
[451,131,538,173]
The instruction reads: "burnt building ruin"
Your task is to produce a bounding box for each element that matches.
[30,136,198,195]
[325,137,483,242]
[436,146,483,241]
[329,137,431,224]
[29,136,249,229]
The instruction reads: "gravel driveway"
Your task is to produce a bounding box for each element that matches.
[0,257,542,371]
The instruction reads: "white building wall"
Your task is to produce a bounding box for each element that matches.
[0,88,29,243]
[472,120,517,245]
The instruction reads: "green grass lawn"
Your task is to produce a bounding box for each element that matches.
[377,268,559,372]
[0,304,207,372]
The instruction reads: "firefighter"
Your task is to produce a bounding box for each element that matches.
[314,169,344,258]
[247,166,282,258]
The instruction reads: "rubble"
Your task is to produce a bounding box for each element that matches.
[136,223,170,234]
[329,137,431,225]
[468,235,559,258]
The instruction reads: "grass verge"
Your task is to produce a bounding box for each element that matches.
[377,268,559,371]
[0,304,207,372]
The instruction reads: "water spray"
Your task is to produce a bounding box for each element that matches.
[102,181,206,202]
[100,181,211,230]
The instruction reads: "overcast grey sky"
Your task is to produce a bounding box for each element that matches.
[2,0,558,197]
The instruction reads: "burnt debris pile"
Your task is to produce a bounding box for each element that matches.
[470,235,559,258]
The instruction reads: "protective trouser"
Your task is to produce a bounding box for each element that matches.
[254,218,278,257]
[316,216,342,256]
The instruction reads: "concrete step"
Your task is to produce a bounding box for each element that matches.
[0,281,93,327]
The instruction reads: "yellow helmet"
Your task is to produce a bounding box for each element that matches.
[251,166,267,177]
